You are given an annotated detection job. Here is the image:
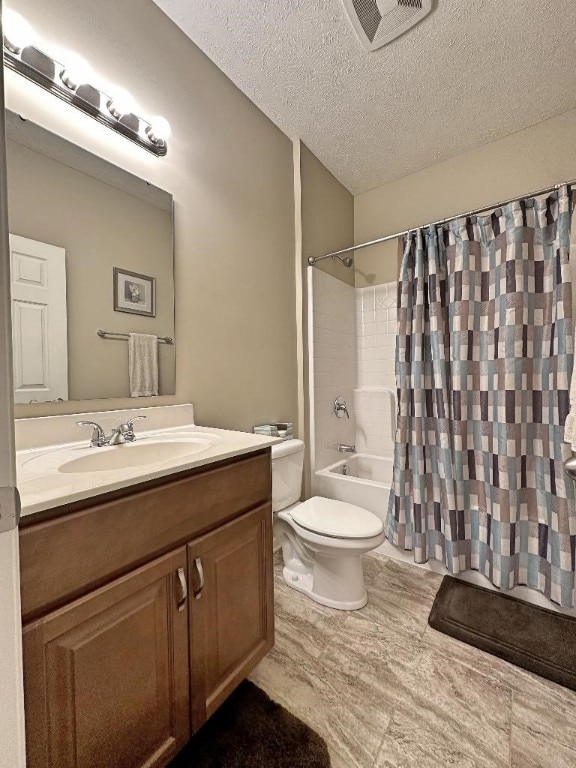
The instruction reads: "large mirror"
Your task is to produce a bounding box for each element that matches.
[5,110,175,404]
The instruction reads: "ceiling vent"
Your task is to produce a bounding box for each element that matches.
[342,0,433,51]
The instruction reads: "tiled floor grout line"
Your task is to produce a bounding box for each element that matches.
[256,554,576,768]
[421,624,521,695]
[508,688,515,768]
[315,615,349,662]
[360,556,430,768]
[370,715,395,768]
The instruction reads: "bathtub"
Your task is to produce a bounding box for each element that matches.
[314,453,392,525]
[315,452,576,614]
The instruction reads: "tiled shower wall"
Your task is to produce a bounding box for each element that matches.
[311,270,397,470]
[354,282,397,459]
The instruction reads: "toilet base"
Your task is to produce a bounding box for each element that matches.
[282,564,368,610]
[280,539,369,611]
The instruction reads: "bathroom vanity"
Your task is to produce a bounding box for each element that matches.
[16,407,276,768]
[6,89,279,767]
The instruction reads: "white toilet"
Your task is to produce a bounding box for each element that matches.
[272,439,385,610]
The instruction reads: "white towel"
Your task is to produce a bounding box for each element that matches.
[566,372,576,450]
[128,333,159,398]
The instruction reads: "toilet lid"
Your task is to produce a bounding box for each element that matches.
[290,496,384,539]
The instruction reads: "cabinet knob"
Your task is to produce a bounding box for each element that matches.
[176,567,187,610]
[192,557,204,600]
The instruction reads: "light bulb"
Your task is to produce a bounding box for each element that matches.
[3,9,35,53]
[58,51,93,90]
[146,116,171,144]
[107,87,136,118]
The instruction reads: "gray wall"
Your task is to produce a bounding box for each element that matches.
[0,36,26,766]
[301,144,355,287]
[9,0,297,432]
[354,109,576,287]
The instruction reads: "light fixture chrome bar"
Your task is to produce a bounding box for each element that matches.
[308,179,576,266]
[97,329,174,345]
[3,47,168,157]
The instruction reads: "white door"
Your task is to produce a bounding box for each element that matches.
[10,235,68,404]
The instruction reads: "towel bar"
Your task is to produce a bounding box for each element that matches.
[97,329,174,344]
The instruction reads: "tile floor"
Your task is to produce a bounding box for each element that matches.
[250,553,576,768]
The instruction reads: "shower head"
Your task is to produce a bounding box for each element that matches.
[307,251,355,268]
[333,254,354,268]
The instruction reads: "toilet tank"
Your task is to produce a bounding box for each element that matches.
[271,439,305,512]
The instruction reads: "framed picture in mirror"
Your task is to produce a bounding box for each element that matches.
[113,267,156,317]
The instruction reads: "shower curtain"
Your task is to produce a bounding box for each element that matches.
[387,186,576,607]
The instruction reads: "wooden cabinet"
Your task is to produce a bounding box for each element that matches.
[188,503,274,731]
[19,451,271,622]
[23,549,190,768]
[20,450,274,768]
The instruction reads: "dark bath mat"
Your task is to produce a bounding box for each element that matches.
[168,681,331,768]
[429,576,576,691]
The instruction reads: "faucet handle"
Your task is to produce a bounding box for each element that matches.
[334,396,350,419]
[126,415,146,429]
[77,421,106,447]
[118,415,147,442]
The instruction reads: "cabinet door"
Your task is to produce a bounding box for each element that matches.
[188,503,274,731]
[23,549,190,768]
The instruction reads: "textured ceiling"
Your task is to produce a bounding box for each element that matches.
[153,0,576,194]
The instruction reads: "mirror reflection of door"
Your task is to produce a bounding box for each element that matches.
[10,235,69,404]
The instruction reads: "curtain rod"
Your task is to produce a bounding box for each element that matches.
[307,179,576,266]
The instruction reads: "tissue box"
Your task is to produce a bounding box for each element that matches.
[254,422,294,440]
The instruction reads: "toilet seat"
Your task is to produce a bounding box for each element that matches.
[287,496,384,540]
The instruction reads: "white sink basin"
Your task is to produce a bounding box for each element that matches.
[15,415,279,518]
[58,437,218,474]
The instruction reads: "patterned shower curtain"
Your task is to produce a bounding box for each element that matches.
[387,186,576,607]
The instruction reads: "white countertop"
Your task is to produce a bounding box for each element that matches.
[17,416,279,519]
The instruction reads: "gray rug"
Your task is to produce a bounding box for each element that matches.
[169,681,331,768]
[429,576,576,690]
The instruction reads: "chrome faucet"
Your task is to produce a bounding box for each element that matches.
[76,421,108,448]
[338,443,356,454]
[77,416,146,447]
[108,416,147,445]
[334,396,350,419]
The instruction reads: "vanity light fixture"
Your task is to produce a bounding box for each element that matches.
[58,51,93,91]
[146,116,172,144]
[106,87,136,120]
[2,9,170,157]
[3,9,33,53]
